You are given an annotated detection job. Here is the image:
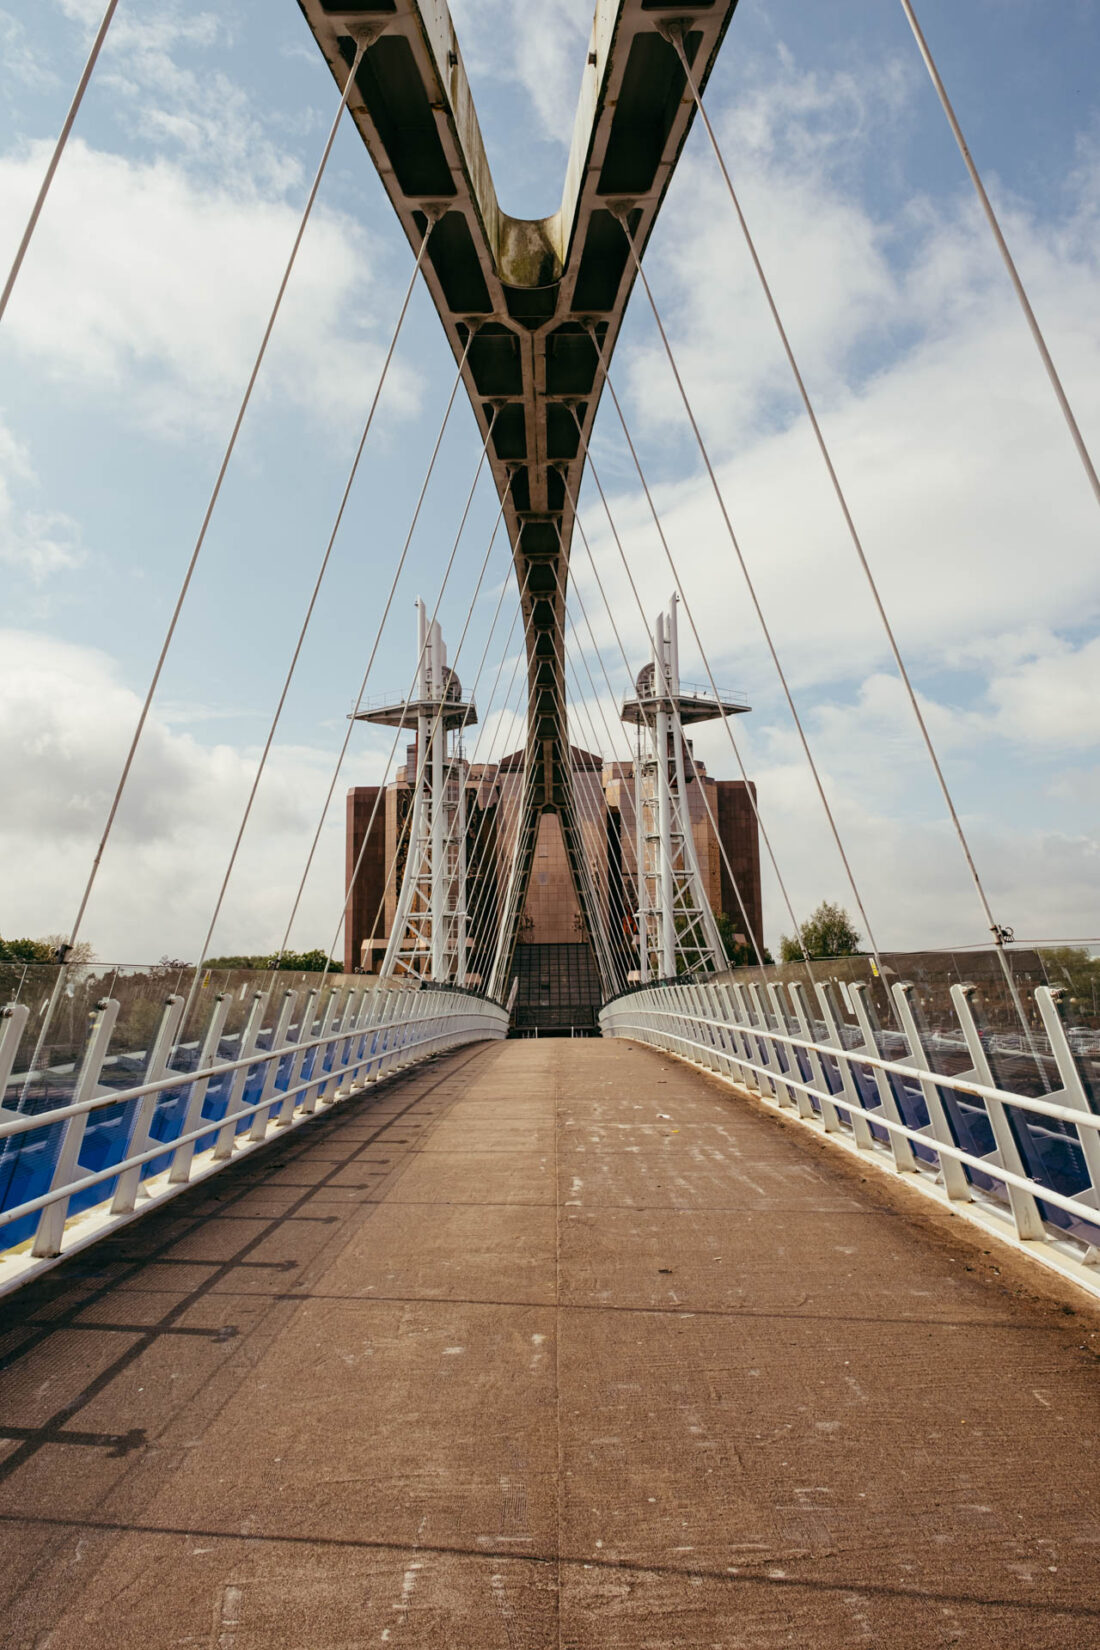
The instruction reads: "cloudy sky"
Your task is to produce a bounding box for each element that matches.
[0,0,1097,963]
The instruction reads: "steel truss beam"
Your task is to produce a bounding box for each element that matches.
[298,0,740,996]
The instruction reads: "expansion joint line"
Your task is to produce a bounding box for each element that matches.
[0,0,120,326]
[273,330,479,968]
[566,393,806,970]
[612,209,885,973]
[665,24,1035,1018]
[23,40,369,1096]
[897,0,1100,515]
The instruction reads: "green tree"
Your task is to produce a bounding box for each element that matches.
[1039,947,1100,1021]
[201,950,341,973]
[0,934,95,964]
[780,901,861,963]
[714,910,772,968]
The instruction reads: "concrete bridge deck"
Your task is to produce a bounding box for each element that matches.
[1,1040,1099,1648]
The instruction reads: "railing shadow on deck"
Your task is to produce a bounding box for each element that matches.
[0,965,507,1299]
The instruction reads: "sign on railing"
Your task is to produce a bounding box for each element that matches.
[0,982,508,1298]
[600,977,1100,1289]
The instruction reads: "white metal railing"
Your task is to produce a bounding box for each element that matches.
[0,982,508,1297]
[600,976,1100,1288]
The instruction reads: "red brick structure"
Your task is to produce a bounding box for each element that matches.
[345,752,763,980]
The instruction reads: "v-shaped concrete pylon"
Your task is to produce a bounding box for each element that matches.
[300,0,740,1000]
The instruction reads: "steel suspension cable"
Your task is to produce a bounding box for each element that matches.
[464,611,543,979]
[341,495,515,984]
[272,337,478,967]
[534,558,622,990]
[567,406,804,968]
[560,642,633,989]
[664,23,1040,1040]
[0,0,120,326]
[566,496,772,975]
[566,554,723,972]
[362,564,530,981]
[665,28,1016,949]
[315,465,511,983]
[24,43,367,1092]
[182,224,434,998]
[462,571,564,975]
[616,221,885,967]
[896,0,1100,514]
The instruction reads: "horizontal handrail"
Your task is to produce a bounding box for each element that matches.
[0,1000,450,1140]
[602,1014,1093,1225]
[0,1011,477,1230]
[612,1005,1100,1132]
[0,985,508,1296]
[601,977,1100,1288]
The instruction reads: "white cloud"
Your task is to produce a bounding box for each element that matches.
[0,630,394,960]
[449,0,592,143]
[576,56,1100,707]
[0,139,418,437]
[0,7,59,93]
[987,635,1100,748]
[0,420,84,581]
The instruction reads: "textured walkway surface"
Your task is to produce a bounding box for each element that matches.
[2,1039,1100,1648]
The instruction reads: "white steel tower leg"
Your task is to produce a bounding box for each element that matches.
[456,766,467,986]
[654,615,677,977]
[374,600,472,985]
[634,743,648,982]
[430,619,446,980]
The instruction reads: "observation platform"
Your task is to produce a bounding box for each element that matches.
[2,1040,1098,1647]
[351,690,477,733]
[621,678,750,727]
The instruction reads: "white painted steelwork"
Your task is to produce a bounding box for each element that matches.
[298,0,741,998]
[0,984,507,1299]
[624,597,739,980]
[359,602,473,985]
[601,979,1100,1299]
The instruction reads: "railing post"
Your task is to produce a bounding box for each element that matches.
[787,981,841,1129]
[212,992,267,1159]
[319,989,355,1105]
[248,989,297,1141]
[746,984,783,1102]
[32,998,119,1258]
[849,982,917,1172]
[814,981,874,1149]
[891,983,970,1200]
[705,983,732,1075]
[0,1004,30,1117]
[110,993,185,1213]
[951,984,1045,1241]
[301,989,341,1114]
[727,983,760,1091]
[274,988,319,1124]
[169,993,231,1182]
[764,981,801,1109]
[1033,987,1100,1194]
[715,983,749,1088]
[771,983,815,1119]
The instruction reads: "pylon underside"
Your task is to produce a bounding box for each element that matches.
[298,0,741,995]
